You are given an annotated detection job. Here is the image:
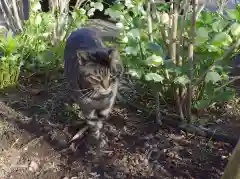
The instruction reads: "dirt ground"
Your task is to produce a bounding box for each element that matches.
[0,72,237,179]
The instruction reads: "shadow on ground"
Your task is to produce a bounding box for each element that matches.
[0,72,234,179]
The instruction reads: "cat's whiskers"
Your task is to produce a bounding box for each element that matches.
[79,90,93,100]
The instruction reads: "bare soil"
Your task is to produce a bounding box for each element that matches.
[0,72,237,179]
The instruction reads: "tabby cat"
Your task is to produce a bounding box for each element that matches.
[64,28,123,151]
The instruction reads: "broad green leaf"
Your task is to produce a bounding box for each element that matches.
[32,2,41,12]
[104,8,122,20]
[127,29,140,40]
[212,20,226,32]
[195,27,209,45]
[200,11,214,24]
[230,23,240,37]
[94,2,104,11]
[214,90,235,102]
[121,36,128,43]
[205,71,221,83]
[125,46,138,56]
[211,32,232,47]
[128,69,142,79]
[194,99,212,109]
[147,42,164,55]
[87,8,95,17]
[35,15,42,25]
[125,0,134,8]
[226,9,240,20]
[145,73,164,82]
[174,76,190,85]
[206,45,220,52]
[116,22,124,29]
[145,54,164,67]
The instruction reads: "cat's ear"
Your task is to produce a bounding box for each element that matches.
[108,49,120,63]
[108,49,124,76]
[76,50,90,65]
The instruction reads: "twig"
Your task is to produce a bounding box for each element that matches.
[69,125,89,142]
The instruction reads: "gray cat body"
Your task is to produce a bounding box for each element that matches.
[64,28,123,143]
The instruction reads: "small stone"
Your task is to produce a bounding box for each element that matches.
[29,161,39,172]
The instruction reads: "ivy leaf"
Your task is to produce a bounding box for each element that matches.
[174,76,190,85]
[211,32,232,47]
[230,23,240,37]
[145,73,164,82]
[205,71,221,83]
[145,54,164,67]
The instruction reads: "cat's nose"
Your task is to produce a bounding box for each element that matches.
[102,80,109,90]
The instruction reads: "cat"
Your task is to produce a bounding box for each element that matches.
[64,27,123,152]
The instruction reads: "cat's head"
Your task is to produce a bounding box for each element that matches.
[76,48,123,95]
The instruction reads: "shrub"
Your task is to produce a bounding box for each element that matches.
[0,0,88,88]
[105,0,240,121]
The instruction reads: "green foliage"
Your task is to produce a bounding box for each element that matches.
[0,0,89,89]
[105,0,240,113]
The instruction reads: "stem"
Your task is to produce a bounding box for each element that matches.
[147,0,162,125]
[186,0,197,123]
[194,39,240,86]
[215,76,240,92]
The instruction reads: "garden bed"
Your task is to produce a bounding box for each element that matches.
[0,70,238,179]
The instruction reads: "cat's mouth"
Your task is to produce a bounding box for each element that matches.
[92,91,113,100]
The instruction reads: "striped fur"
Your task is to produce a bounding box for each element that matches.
[64,28,123,147]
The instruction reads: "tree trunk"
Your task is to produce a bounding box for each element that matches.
[221,138,240,179]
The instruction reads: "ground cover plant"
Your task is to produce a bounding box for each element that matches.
[0,0,240,178]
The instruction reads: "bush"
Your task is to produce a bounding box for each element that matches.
[0,0,88,89]
[105,0,240,121]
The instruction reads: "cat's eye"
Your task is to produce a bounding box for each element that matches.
[88,76,101,83]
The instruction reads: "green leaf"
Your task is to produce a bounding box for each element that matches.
[195,27,209,45]
[205,71,221,83]
[211,32,232,47]
[32,2,41,12]
[145,73,164,82]
[212,20,227,32]
[214,90,235,102]
[87,8,95,17]
[125,46,138,56]
[174,76,190,85]
[94,2,104,11]
[145,54,164,67]
[35,14,42,25]
[147,42,164,55]
[127,28,140,40]
[230,23,240,37]
[125,0,134,8]
[194,99,212,109]
[128,69,142,79]
[200,11,214,24]
[226,9,240,21]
